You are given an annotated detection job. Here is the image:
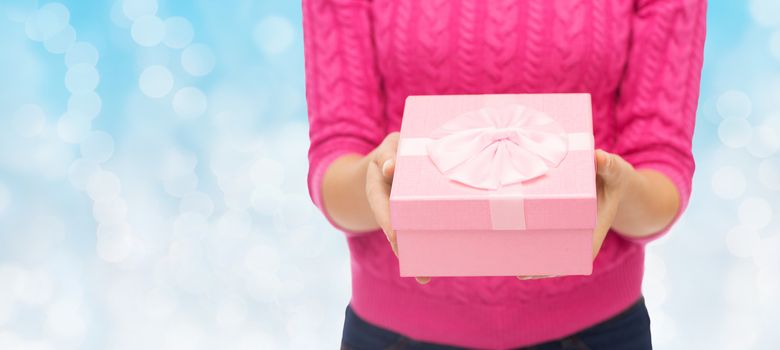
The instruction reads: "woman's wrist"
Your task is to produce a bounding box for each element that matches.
[321,153,378,232]
[612,167,680,238]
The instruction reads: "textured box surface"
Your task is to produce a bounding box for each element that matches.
[389,93,597,277]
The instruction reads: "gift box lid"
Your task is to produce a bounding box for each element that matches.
[389,93,596,231]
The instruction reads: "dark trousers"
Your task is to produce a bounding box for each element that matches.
[341,297,652,350]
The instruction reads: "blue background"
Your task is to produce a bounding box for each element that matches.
[0,0,779,349]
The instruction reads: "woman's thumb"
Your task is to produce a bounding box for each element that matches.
[382,158,395,178]
[595,149,616,178]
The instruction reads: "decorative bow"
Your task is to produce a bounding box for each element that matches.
[426,104,569,190]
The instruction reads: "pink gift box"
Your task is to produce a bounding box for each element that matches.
[389,93,596,277]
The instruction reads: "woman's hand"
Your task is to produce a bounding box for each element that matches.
[364,132,431,284]
[591,149,634,258]
[517,149,634,280]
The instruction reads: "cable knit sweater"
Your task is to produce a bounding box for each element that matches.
[302,0,706,348]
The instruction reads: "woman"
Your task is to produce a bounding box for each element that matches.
[302,0,706,349]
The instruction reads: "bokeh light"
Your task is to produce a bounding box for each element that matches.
[131,15,165,47]
[716,89,752,119]
[748,0,780,27]
[718,118,752,148]
[181,43,215,77]
[57,112,92,143]
[253,16,294,55]
[172,87,207,118]
[12,104,47,137]
[758,157,780,190]
[738,197,773,230]
[163,17,194,49]
[67,91,102,119]
[43,24,75,54]
[711,166,747,199]
[65,63,99,93]
[64,42,99,67]
[138,65,174,98]
[122,0,157,21]
[79,131,115,163]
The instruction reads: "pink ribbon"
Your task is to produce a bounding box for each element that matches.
[425,105,569,190]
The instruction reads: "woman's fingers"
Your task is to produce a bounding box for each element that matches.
[382,159,395,180]
[516,275,557,280]
[415,276,431,284]
[365,159,398,256]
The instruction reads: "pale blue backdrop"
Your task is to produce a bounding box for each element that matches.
[0,1,778,349]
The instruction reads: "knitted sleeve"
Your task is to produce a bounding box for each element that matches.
[302,0,387,230]
[611,0,707,243]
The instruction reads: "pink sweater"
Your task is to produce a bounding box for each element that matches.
[302,0,706,348]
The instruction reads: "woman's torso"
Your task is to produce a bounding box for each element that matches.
[346,0,642,304]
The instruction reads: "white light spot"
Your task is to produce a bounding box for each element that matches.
[215,296,247,328]
[179,191,214,218]
[28,3,70,41]
[746,125,780,158]
[13,269,53,306]
[251,184,284,215]
[110,0,131,28]
[245,269,282,304]
[86,170,122,202]
[96,223,131,241]
[45,299,87,338]
[97,231,133,263]
[181,43,215,76]
[711,166,746,199]
[80,131,115,163]
[757,267,780,307]
[173,212,209,238]
[250,158,285,187]
[233,331,281,350]
[770,31,780,61]
[131,15,165,47]
[718,118,752,148]
[216,210,252,238]
[68,158,101,190]
[139,65,173,98]
[13,104,46,137]
[57,112,92,144]
[93,198,128,225]
[277,194,315,227]
[254,16,295,55]
[172,87,207,118]
[122,0,157,21]
[749,0,780,27]
[141,287,178,321]
[0,183,10,215]
[65,63,99,93]
[738,197,773,230]
[25,14,45,41]
[43,25,76,54]
[65,42,99,67]
[164,174,199,197]
[716,90,751,119]
[758,157,780,190]
[753,236,780,271]
[726,225,761,258]
[162,322,203,350]
[67,91,102,119]
[245,244,281,274]
[163,17,194,49]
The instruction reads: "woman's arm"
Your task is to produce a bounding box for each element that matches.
[595,151,681,240]
[302,0,389,234]
[606,0,707,242]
